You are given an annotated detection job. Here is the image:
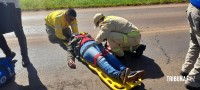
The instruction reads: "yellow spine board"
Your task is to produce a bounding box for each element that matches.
[81,58,142,90]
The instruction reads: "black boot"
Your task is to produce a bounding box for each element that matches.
[116,55,126,61]
[185,85,200,90]
[20,48,30,67]
[135,44,146,57]
[180,71,188,77]
[22,55,31,67]
[6,51,16,59]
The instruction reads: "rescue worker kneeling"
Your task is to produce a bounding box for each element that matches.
[93,13,146,59]
[67,32,144,84]
[45,8,79,50]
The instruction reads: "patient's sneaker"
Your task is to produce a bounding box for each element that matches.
[126,70,144,82]
[120,68,131,84]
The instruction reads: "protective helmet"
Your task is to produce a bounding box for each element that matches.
[93,13,104,28]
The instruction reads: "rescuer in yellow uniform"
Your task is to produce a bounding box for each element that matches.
[45,8,79,50]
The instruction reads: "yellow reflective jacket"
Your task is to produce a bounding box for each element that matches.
[45,10,79,40]
[95,16,140,44]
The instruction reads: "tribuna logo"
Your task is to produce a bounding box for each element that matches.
[166,76,195,82]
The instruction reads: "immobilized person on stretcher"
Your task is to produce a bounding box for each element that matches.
[66,32,144,84]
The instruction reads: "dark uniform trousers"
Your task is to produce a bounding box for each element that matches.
[0,3,28,58]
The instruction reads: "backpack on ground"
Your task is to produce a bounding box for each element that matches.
[0,58,15,86]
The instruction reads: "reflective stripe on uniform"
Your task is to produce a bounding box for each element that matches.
[123,34,128,43]
[104,16,117,21]
[130,46,133,52]
[112,48,122,53]
[54,25,62,29]
[122,30,139,43]
[127,30,140,37]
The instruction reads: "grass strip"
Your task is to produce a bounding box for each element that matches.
[21,0,187,10]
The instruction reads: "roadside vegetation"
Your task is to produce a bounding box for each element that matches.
[21,0,187,10]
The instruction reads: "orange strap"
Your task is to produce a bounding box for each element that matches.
[93,53,102,67]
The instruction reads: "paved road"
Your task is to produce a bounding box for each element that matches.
[0,3,191,90]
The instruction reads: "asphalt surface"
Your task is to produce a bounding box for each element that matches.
[0,3,192,90]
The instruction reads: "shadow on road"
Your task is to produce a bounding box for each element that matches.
[0,60,47,90]
[26,63,47,90]
[130,82,146,90]
[118,52,165,90]
[122,52,165,79]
